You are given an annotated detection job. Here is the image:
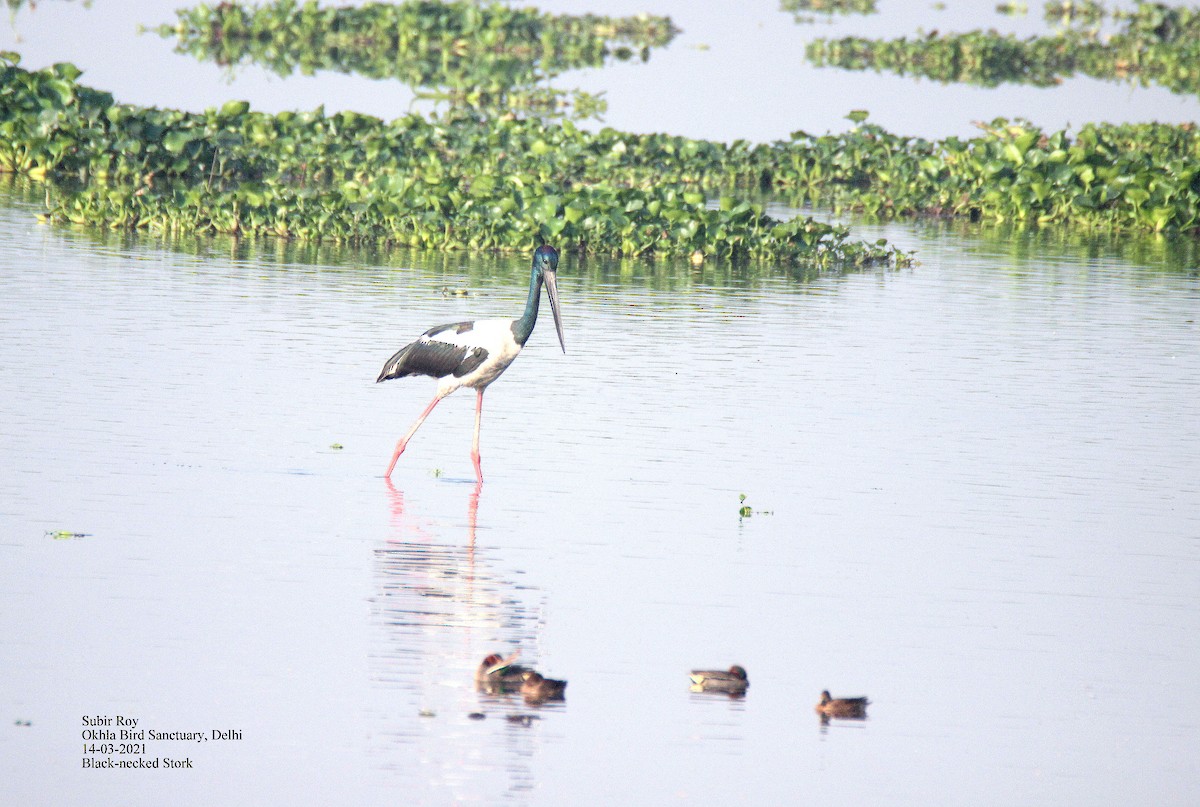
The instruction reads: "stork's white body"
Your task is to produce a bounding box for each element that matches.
[426,319,525,399]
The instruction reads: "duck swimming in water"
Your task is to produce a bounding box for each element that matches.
[520,670,567,703]
[815,690,870,720]
[474,653,529,693]
[689,665,749,694]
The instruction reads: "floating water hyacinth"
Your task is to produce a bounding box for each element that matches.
[3,53,1196,252]
[781,0,878,19]
[0,57,903,263]
[156,0,679,121]
[807,1,1200,98]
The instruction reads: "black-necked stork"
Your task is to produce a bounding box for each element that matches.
[376,245,566,481]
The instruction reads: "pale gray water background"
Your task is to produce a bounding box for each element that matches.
[2,190,1199,804]
[2,0,1200,803]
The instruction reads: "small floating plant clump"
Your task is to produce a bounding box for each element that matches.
[781,0,878,18]
[738,493,773,518]
[995,2,1029,16]
[5,0,88,12]
[157,0,679,120]
[806,0,1200,99]
[45,530,90,540]
[1043,0,1108,25]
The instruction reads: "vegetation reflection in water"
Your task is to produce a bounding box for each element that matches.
[0,182,882,291]
[7,177,1193,298]
[156,0,680,122]
[907,216,1200,275]
[807,0,1200,100]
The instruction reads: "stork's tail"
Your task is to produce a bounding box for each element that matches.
[377,343,416,383]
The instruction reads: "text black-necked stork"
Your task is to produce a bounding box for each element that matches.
[377,245,566,481]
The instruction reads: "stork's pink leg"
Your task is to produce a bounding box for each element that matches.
[386,394,442,478]
[471,389,485,482]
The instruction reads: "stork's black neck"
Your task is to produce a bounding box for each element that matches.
[511,268,543,346]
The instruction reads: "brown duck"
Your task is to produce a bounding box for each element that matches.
[689,665,749,694]
[474,653,529,693]
[815,690,870,719]
[521,671,567,702]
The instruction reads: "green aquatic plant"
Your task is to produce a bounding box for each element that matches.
[0,56,903,264]
[5,53,1196,254]
[46,530,89,539]
[5,0,90,13]
[41,174,899,263]
[781,0,877,18]
[1043,0,1107,26]
[766,116,1200,233]
[995,2,1029,15]
[808,31,1071,88]
[737,493,772,518]
[807,1,1200,98]
[156,0,678,121]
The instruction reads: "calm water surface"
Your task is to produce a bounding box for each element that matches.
[1,193,1198,804]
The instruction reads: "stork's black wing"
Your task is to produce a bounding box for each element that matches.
[376,322,488,383]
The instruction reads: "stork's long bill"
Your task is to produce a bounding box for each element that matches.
[543,267,566,353]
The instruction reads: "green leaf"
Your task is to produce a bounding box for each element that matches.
[1124,189,1150,207]
[41,79,75,106]
[531,195,560,221]
[51,62,82,81]
[219,100,250,118]
[469,175,496,197]
[162,130,198,154]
